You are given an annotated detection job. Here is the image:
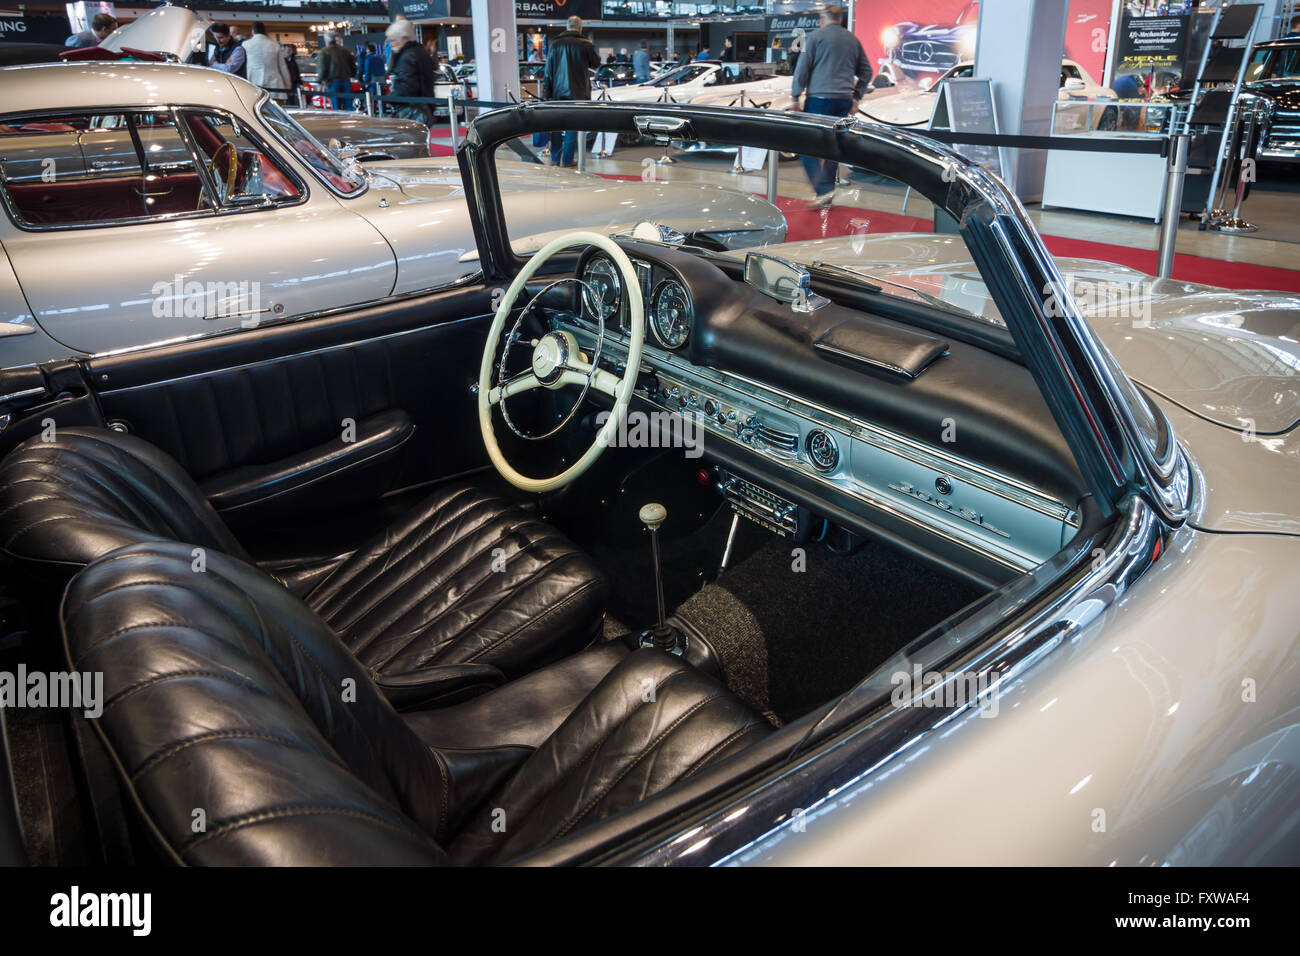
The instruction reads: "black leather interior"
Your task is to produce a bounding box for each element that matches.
[0,427,609,694]
[60,543,771,865]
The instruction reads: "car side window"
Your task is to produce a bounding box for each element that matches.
[177,110,302,207]
[0,111,212,228]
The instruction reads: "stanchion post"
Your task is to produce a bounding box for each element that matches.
[364,91,373,116]
[297,88,307,109]
[448,94,460,150]
[766,149,779,204]
[1157,132,1190,279]
[577,128,587,172]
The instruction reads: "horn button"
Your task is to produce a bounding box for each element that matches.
[531,330,575,385]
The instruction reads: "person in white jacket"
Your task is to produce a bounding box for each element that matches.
[243,22,291,98]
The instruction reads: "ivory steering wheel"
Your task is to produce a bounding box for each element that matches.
[477,231,645,493]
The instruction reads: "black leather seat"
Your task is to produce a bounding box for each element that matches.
[61,543,771,864]
[0,427,607,695]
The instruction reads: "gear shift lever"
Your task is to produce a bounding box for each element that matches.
[638,502,682,654]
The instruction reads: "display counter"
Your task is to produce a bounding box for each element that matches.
[1042,101,1179,222]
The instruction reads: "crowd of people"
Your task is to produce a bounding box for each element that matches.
[65,11,444,113]
[58,5,874,203]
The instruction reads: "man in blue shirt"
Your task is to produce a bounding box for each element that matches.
[789,5,872,205]
[695,47,711,62]
[633,41,651,82]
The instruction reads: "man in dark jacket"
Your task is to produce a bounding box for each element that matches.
[209,22,247,79]
[385,19,435,124]
[789,5,872,204]
[543,16,600,166]
[317,33,356,109]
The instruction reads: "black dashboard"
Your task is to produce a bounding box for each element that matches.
[552,239,1087,584]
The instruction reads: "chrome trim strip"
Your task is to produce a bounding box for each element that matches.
[0,386,47,405]
[88,275,486,363]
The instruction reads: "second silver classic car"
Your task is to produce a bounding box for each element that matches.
[0,62,785,369]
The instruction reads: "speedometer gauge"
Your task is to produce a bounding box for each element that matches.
[650,279,692,349]
[581,256,621,322]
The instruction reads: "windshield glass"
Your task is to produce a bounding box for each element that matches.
[491,114,1170,462]
[651,64,713,86]
[1247,46,1300,82]
[495,121,995,325]
[258,100,366,195]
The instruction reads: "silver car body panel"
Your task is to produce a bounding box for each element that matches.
[724,516,1300,865]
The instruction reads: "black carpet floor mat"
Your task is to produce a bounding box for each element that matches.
[674,536,989,724]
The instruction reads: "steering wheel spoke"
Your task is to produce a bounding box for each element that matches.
[558,354,623,397]
[488,369,543,405]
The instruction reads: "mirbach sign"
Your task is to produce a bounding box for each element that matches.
[387,0,450,20]
[515,0,601,18]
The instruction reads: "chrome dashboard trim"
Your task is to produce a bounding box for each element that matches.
[563,312,1077,524]
[559,312,1078,572]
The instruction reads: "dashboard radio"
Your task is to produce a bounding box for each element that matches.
[717,470,802,537]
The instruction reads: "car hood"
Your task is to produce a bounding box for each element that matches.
[100,5,208,60]
[357,156,787,258]
[743,234,1300,435]
[361,156,621,201]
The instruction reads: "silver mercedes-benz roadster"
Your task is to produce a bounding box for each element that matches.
[0,97,1295,869]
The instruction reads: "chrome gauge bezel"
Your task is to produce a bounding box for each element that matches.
[650,277,693,350]
[805,428,840,472]
[581,254,622,322]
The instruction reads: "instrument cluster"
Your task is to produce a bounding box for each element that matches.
[579,252,695,352]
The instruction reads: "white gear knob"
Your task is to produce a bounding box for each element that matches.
[639,502,667,531]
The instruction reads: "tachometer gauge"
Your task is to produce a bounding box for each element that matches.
[581,256,621,322]
[650,278,692,349]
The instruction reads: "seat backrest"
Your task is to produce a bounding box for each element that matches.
[61,541,449,865]
[0,427,251,580]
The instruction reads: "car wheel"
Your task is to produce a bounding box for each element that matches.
[1098,106,1117,131]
